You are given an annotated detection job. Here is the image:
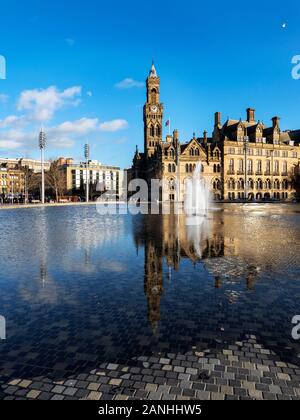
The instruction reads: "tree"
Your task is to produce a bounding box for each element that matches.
[46,160,66,202]
[22,166,40,202]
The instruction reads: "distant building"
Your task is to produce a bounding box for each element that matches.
[0,158,51,173]
[56,158,124,199]
[0,163,25,196]
[132,64,300,202]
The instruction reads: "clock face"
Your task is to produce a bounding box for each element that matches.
[151,105,158,113]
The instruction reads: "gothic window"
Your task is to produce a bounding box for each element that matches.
[238,159,244,173]
[282,161,287,174]
[257,160,262,174]
[229,159,234,174]
[274,179,280,189]
[228,178,235,190]
[151,88,157,104]
[190,149,195,156]
[156,125,161,137]
[282,179,288,189]
[214,150,220,159]
[213,179,221,190]
[247,159,253,174]
[256,179,263,190]
[195,149,200,156]
[150,125,155,137]
[274,160,279,174]
[168,164,172,173]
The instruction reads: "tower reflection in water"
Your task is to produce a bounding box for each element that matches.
[134,209,263,332]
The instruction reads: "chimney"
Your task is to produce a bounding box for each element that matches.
[203,130,208,146]
[215,112,221,127]
[173,129,179,141]
[247,108,255,123]
[272,116,280,128]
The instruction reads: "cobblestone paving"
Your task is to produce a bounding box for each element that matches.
[1,335,299,400]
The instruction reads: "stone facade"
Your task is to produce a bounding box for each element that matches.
[0,163,25,196]
[132,64,300,202]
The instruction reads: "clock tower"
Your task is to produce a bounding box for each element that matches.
[144,63,164,159]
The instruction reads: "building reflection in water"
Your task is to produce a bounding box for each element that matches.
[133,208,281,331]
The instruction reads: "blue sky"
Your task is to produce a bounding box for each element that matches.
[0,0,299,168]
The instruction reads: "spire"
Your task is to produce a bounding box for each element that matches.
[149,61,158,78]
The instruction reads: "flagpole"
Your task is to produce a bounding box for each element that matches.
[169,116,171,136]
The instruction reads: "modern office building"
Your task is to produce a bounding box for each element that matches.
[56,158,124,199]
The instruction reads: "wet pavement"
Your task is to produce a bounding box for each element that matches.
[0,204,299,399]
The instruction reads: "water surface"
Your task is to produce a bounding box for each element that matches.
[0,204,299,380]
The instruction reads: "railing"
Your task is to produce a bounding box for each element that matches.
[255,171,263,176]
[237,170,244,175]
[227,170,235,175]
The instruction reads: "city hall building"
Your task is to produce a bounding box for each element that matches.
[132,64,300,201]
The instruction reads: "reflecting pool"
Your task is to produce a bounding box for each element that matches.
[0,204,299,381]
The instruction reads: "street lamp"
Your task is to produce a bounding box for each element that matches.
[84,143,90,203]
[39,129,46,204]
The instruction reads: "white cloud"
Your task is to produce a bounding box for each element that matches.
[115,78,144,89]
[17,86,82,122]
[0,94,9,103]
[65,38,75,46]
[0,140,23,150]
[99,119,129,132]
[51,118,99,136]
[0,84,129,153]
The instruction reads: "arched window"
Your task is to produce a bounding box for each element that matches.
[213,164,217,173]
[195,149,200,156]
[274,179,280,189]
[228,178,235,190]
[168,164,172,173]
[256,179,263,190]
[190,149,195,156]
[282,179,288,189]
[151,88,157,104]
[213,179,221,190]
[150,125,155,137]
[156,125,161,137]
[214,150,220,159]
[265,179,271,189]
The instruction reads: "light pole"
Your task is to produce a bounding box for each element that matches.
[243,130,249,201]
[39,129,46,204]
[84,143,90,203]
